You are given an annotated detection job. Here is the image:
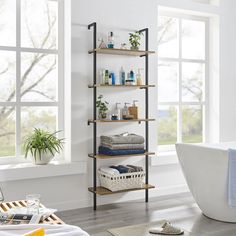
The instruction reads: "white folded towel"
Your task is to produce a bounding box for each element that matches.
[100,166,119,175]
[0,224,89,236]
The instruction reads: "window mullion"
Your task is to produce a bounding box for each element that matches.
[16,0,21,158]
[178,18,182,143]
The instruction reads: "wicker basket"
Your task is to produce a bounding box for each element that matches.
[98,170,145,192]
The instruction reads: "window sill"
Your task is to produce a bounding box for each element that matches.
[151,151,179,166]
[0,161,87,182]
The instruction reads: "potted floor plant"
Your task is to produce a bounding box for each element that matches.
[24,128,64,165]
[96,95,109,119]
[129,32,143,50]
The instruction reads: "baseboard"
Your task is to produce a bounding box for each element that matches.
[52,184,190,211]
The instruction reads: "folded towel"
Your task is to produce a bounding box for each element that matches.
[101,142,145,150]
[110,165,130,174]
[100,166,120,175]
[0,224,89,236]
[98,146,145,156]
[100,133,144,144]
[228,149,236,207]
[127,164,143,172]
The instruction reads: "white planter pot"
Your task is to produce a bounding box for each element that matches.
[31,152,54,165]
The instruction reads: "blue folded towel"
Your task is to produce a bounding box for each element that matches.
[228,149,236,207]
[98,146,145,156]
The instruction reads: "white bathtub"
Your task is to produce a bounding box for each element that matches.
[176,142,236,223]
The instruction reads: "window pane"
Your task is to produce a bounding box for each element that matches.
[182,105,203,143]
[158,61,178,102]
[158,105,177,145]
[0,51,16,102]
[182,19,205,60]
[182,62,205,102]
[158,16,179,58]
[21,53,58,102]
[0,0,16,46]
[0,107,15,157]
[21,0,58,49]
[21,106,57,152]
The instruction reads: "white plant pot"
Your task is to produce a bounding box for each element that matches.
[31,152,54,165]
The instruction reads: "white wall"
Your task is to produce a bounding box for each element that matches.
[2,0,234,211]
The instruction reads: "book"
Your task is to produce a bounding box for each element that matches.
[0,213,41,225]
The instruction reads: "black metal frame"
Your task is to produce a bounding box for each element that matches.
[88,22,150,210]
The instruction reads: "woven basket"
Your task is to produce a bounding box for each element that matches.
[98,170,145,192]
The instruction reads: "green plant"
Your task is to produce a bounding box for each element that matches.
[96,95,109,116]
[129,32,143,50]
[24,128,64,161]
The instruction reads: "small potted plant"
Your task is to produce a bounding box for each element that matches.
[96,95,109,119]
[129,32,143,50]
[24,128,64,165]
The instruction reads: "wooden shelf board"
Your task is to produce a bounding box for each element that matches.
[88,184,155,195]
[88,118,155,123]
[88,84,155,89]
[88,152,155,159]
[88,48,155,56]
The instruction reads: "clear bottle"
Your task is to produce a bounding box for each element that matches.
[122,102,130,119]
[136,68,143,85]
[115,103,121,120]
[108,32,114,48]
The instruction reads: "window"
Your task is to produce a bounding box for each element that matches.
[157,13,208,152]
[0,0,64,160]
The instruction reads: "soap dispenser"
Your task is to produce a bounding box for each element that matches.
[122,103,130,119]
[128,100,139,119]
[115,102,121,120]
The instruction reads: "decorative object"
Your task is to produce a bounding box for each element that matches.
[98,38,107,49]
[24,128,64,165]
[120,43,127,49]
[96,95,109,119]
[129,31,143,50]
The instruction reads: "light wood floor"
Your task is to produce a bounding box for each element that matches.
[57,192,236,236]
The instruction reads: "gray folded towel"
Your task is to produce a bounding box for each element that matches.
[101,142,145,150]
[127,165,143,172]
[100,133,144,144]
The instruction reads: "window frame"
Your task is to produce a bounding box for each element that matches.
[0,0,64,163]
[157,11,209,152]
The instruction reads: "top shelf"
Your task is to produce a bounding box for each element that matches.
[88,48,155,57]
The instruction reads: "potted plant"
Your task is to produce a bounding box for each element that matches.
[24,128,64,165]
[129,32,143,50]
[96,95,109,119]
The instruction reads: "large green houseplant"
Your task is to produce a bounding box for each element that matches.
[24,128,64,165]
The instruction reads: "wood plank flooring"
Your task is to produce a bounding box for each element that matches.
[57,192,236,236]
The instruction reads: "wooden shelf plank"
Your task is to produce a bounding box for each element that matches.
[88,48,155,56]
[88,84,155,89]
[88,118,155,124]
[88,184,155,195]
[88,152,155,159]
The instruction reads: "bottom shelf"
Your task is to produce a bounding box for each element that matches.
[88,184,155,195]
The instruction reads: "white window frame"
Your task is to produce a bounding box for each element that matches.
[0,0,65,163]
[158,11,209,152]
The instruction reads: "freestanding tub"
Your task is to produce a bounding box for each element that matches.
[176,142,236,223]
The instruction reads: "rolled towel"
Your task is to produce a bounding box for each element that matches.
[100,166,120,175]
[127,164,143,172]
[100,133,145,144]
[110,165,129,174]
[101,142,145,150]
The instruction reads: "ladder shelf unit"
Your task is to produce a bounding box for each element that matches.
[88,22,155,210]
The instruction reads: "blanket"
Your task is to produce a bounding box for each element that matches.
[0,224,89,236]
